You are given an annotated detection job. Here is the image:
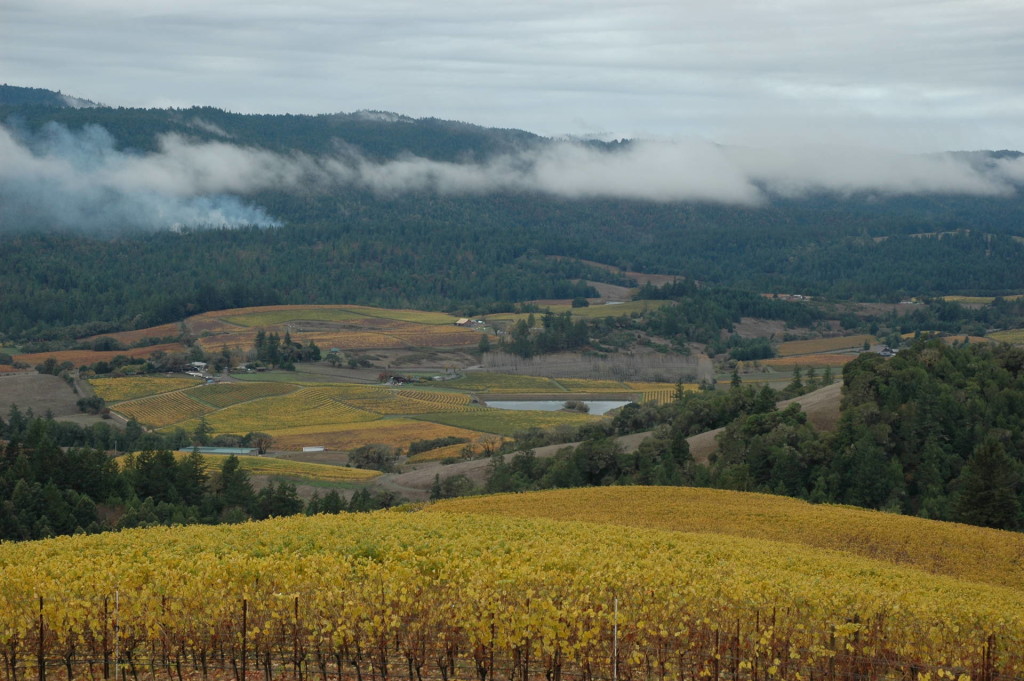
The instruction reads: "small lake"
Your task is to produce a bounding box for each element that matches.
[485,400,632,416]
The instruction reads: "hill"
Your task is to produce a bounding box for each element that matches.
[429,486,1024,591]
[4,91,1024,340]
[0,84,98,108]
[0,490,1020,680]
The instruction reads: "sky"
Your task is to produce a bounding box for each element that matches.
[4,0,1024,152]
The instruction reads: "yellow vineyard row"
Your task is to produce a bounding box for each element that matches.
[0,510,1020,678]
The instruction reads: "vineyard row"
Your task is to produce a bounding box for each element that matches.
[0,595,1010,681]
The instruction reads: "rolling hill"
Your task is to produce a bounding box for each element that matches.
[0,486,1020,680]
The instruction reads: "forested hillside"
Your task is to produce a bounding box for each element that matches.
[3,87,1024,340]
[484,341,1024,530]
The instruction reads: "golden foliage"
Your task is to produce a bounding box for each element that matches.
[430,486,1024,591]
[0,509,1021,679]
[114,391,214,428]
[187,381,299,408]
[267,419,486,451]
[89,376,202,403]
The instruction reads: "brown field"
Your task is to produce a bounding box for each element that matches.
[81,322,183,345]
[14,343,188,367]
[191,315,480,354]
[777,334,876,356]
[0,373,87,418]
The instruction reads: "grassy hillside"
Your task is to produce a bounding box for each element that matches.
[0,500,1021,680]
[430,486,1024,591]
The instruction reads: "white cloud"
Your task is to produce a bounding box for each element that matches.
[2,121,1021,232]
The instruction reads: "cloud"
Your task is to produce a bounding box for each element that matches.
[0,122,281,231]
[1,121,1021,232]
[4,0,1024,148]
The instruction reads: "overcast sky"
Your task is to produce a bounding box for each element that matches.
[6,0,1024,151]
[3,0,1024,151]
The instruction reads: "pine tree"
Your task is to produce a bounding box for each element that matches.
[954,437,1022,530]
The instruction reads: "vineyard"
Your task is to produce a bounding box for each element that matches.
[114,391,214,428]
[90,376,202,403]
[0,507,1020,681]
[444,373,567,393]
[988,328,1024,343]
[195,454,380,482]
[429,487,1024,592]
[759,354,857,369]
[174,388,380,433]
[181,304,479,354]
[417,408,599,436]
[344,389,480,416]
[266,419,485,452]
[776,335,877,357]
[625,382,697,404]
[187,382,300,408]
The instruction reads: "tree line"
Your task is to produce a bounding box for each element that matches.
[0,411,395,541]
[468,341,1023,531]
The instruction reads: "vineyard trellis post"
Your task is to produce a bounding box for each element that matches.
[36,597,43,681]
[114,591,120,681]
[103,597,109,681]
[241,599,248,681]
[612,598,617,681]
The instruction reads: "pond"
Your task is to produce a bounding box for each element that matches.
[485,400,632,416]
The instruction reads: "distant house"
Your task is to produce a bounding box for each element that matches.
[455,318,471,326]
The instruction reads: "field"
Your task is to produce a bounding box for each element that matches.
[483,300,673,323]
[941,294,1024,305]
[81,322,183,346]
[405,437,506,463]
[776,334,876,356]
[173,387,381,433]
[759,353,858,368]
[89,376,203,402]
[0,373,90,420]
[626,380,697,403]
[988,328,1024,343]
[1,494,1021,681]
[13,342,189,368]
[187,381,299,407]
[431,486,1024,591]
[116,452,380,483]
[114,391,214,428]
[417,408,599,436]
[266,419,485,451]
[180,304,481,354]
[103,372,619,448]
[443,372,567,393]
[195,453,380,482]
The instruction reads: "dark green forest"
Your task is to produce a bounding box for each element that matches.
[3,87,1024,341]
[0,410,396,540]
[480,341,1024,531]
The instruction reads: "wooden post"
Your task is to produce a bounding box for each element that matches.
[241,600,248,681]
[37,597,44,681]
[103,598,110,681]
